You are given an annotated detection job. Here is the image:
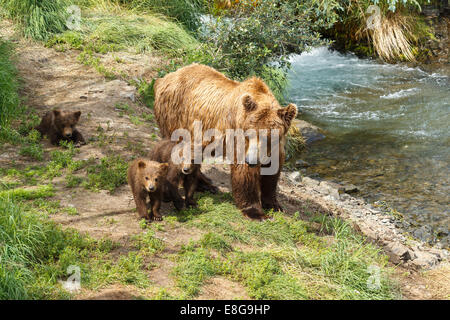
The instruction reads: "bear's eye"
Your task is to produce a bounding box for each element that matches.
[155,178,158,182]
[145,177,149,180]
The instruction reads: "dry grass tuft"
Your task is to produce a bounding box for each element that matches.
[422,262,450,300]
[362,11,416,62]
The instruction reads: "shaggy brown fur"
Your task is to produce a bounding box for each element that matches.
[148,139,200,209]
[35,109,86,146]
[127,159,169,221]
[154,64,297,220]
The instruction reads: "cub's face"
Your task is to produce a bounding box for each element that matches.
[170,141,197,175]
[53,110,81,139]
[180,157,196,175]
[138,160,169,193]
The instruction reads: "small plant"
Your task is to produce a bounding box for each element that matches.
[83,155,128,193]
[19,130,44,161]
[133,230,165,255]
[64,206,79,216]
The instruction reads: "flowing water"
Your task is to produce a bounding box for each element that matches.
[287,47,450,246]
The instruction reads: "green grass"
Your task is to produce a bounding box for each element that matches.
[133,230,165,255]
[0,184,54,200]
[0,192,79,299]
[0,39,20,126]
[0,0,70,41]
[169,193,400,300]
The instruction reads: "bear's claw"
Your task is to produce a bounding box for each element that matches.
[262,202,284,213]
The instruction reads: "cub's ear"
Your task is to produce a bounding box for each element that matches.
[160,163,169,174]
[277,103,297,128]
[242,94,257,112]
[73,111,81,121]
[138,160,146,169]
[52,109,61,117]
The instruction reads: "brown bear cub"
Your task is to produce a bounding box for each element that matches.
[127,159,169,221]
[36,109,86,146]
[148,139,200,210]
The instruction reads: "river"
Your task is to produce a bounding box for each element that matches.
[287,47,450,246]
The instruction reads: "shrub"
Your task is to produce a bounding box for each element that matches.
[200,0,327,97]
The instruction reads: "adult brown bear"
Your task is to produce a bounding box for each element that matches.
[154,63,297,220]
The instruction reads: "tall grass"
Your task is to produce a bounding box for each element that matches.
[85,13,199,54]
[0,0,70,40]
[126,0,208,32]
[0,39,19,126]
[0,195,67,299]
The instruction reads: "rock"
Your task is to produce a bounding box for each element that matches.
[292,119,325,145]
[288,171,302,184]
[410,251,440,269]
[412,225,434,243]
[318,181,344,200]
[295,159,310,168]
[302,177,320,188]
[385,242,414,264]
[92,79,137,102]
[342,183,358,194]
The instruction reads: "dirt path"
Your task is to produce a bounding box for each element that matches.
[1,21,448,300]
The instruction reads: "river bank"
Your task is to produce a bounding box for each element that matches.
[286,120,449,270]
[287,46,449,251]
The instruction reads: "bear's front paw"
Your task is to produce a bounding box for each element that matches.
[241,206,269,221]
[196,181,219,194]
[262,201,284,213]
[185,199,197,208]
[173,200,184,211]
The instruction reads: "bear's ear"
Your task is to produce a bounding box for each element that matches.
[73,111,81,121]
[277,103,297,128]
[138,160,146,169]
[52,109,61,118]
[242,95,257,113]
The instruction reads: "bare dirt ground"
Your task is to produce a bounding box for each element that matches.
[1,21,448,300]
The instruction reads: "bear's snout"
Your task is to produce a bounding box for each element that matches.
[63,127,73,138]
[182,166,192,174]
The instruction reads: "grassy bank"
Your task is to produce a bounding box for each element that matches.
[0,191,158,299]
[167,193,399,299]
